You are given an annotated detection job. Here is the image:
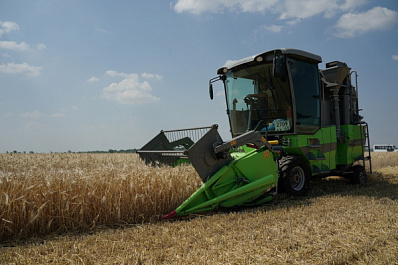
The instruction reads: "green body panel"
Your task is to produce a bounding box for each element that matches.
[281,125,365,175]
[175,148,278,216]
[335,125,365,165]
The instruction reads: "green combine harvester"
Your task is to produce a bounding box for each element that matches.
[137,48,372,219]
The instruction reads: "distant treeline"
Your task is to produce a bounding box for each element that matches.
[5,149,138,154]
[80,149,138,154]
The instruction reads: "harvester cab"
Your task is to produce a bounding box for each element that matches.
[137,48,372,219]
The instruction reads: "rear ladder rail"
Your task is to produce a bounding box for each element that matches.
[351,70,372,174]
[360,122,372,174]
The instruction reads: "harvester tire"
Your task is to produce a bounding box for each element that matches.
[278,155,310,196]
[349,165,367,184]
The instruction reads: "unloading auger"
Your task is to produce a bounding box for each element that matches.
[137,48,372,219]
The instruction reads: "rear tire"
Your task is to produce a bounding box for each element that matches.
[278,156,311,196]
[349,165,367,184]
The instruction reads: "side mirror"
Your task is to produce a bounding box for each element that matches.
[273,55,286,78]
[209,83,214,100]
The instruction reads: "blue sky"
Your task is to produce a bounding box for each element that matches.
[0,0,397,153]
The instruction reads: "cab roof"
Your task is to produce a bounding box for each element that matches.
[217,48,322,74]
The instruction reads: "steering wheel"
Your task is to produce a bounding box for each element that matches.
[244,94,261,105]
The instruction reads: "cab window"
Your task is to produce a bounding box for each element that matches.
[289,58,320,134]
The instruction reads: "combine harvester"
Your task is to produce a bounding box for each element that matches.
[137,49,372,219]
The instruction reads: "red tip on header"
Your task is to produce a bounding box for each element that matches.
[162,210,177,219]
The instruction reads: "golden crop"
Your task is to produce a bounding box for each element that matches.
[0,153,397,264]
[0,153,201,240]
[0,152,396,241]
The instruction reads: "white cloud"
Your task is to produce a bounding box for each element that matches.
[102,71,160,105]
[173,0,278,14]
[238,0,279,13]
[279,0,366,20]
[340,0,367,10]
[0,21,45,51]
[252,24,283,39]
[3,112,14,118]
[105,70,128,77]
[262,24,283,33]
[334,6,398,38]
[25,122,50,130]
[37,43,47,50]
[286,18,302,25]
[0,41,30,51]
[50,113,65,118]
[141,72,163,80]
[21,110,65,119]
[393,55,398,61]
[173,0,366,17]
[280,0,333,19]
[0,21,19,36]
[87,76,99,83]
[21,111,44,118]
[0,62,42,77]
[96,28,110,34]
[173,1,396,40]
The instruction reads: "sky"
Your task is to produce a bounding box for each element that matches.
[0,0,397,153]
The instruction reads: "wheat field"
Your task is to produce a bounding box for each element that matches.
[0,152,397,264]
[0,153,201,240]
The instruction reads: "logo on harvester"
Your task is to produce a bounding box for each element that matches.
[230,140,237,146]
[264,150,270,159]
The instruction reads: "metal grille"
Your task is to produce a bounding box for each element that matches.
[137,125,216,166]
[163,126,214,146]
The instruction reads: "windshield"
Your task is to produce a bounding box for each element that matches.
[224,61,293,137]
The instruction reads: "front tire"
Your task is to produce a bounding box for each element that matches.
[278,156,311,196]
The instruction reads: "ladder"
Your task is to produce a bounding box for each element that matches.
[360,122,372,174]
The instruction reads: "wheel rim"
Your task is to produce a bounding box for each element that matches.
[358,171,366,184]
[290,166,305,191]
